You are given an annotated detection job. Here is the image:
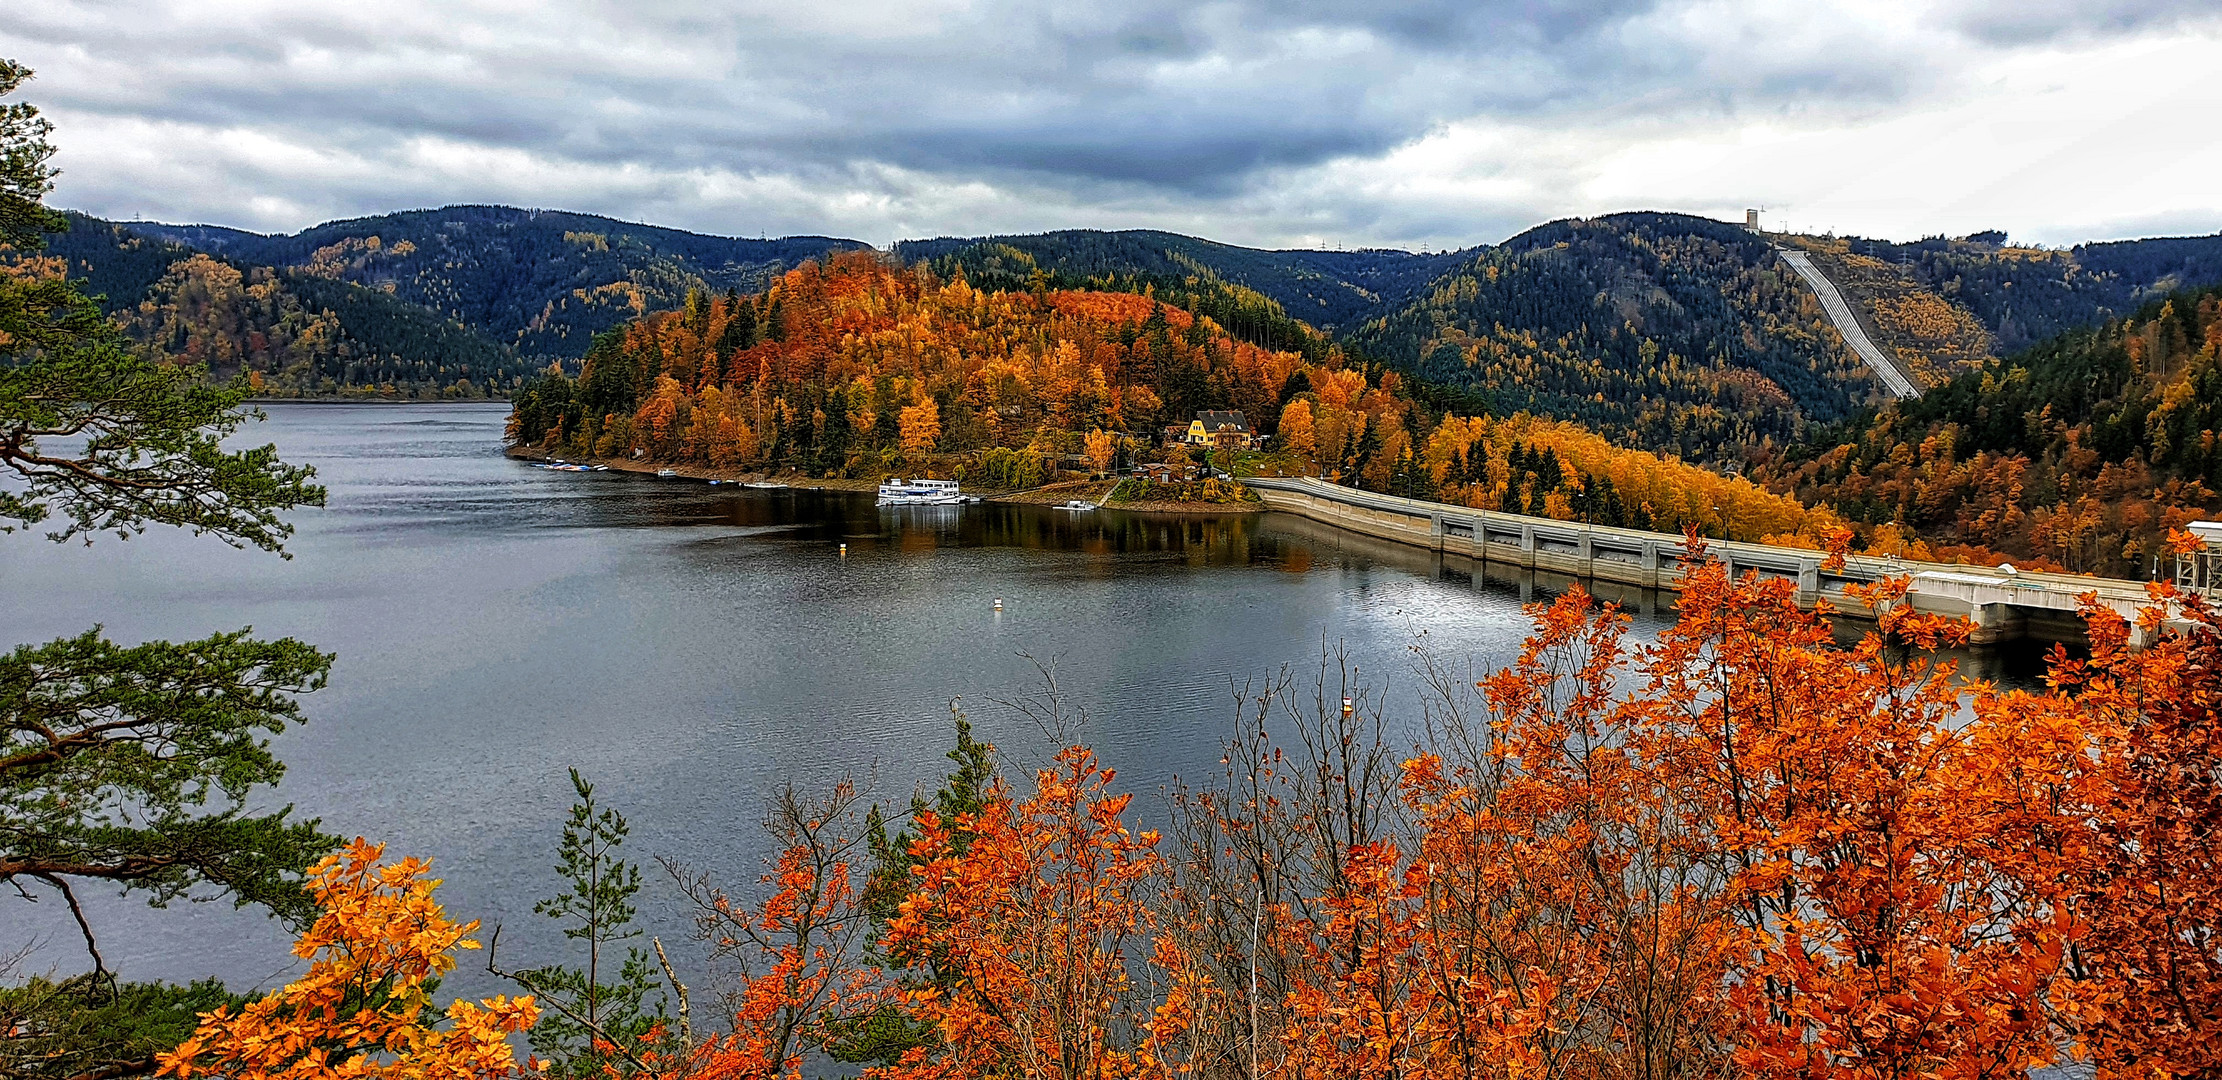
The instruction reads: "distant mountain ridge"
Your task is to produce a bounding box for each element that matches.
[39,202,2222,425]
[892,229,1475,333]
[119,205,868,360]
[35,213,537,396]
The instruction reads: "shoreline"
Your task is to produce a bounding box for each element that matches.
[505,448,1266,512]
[252,396,510,405]
[251,398,510,407]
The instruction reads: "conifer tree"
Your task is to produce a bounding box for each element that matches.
[497,769,669,1079]
[1,59,336,1080]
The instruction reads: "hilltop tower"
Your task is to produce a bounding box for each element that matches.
[1745,208,1761,232]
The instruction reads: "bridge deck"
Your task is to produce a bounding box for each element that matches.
[1246,476,2167,644]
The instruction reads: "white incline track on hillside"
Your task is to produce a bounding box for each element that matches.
[1776,248,1921,399]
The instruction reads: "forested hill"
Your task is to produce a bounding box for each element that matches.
[1788,230,2222,354]
[26,213,538,397]
[893,230,1474,334]
[1753,284,2222,576]
[507,250,1845,549]
[121,205,869,359]
[1344,212,1869,463]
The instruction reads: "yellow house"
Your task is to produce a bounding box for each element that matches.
[1183,410,1257,449]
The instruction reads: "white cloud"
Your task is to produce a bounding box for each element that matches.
[4,0,2218,248]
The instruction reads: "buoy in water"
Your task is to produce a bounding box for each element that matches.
[839,543,848,557]
[994,597,1004,611]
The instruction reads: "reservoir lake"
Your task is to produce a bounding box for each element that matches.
[1,402,2031,1002]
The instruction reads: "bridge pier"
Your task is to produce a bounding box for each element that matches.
[1968,603,2029,645]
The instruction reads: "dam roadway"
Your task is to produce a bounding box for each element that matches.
[1777,248,1923,399]
[1247,476,2172,645]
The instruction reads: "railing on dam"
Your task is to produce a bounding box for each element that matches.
[1245,475,2169,644]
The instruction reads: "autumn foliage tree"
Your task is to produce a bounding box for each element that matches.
[1754,288,2222,573]
[879,747,1195,1080]
[660,778,894,1080]
[2044,591,2222,1071]
[157,840,538,1080]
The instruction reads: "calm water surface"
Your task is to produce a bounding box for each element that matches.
[5,403,1652,996]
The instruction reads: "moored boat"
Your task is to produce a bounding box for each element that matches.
[876,478,965,505]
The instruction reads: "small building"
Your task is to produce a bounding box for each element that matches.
[2176,521,2222,597]
[1182,410,1259,450]
[1132,461,1198,483]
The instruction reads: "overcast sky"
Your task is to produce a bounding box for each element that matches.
[8,0,2221,250]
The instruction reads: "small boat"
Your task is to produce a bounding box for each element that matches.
[656,469,680,478]
[743,481,789,489]
[1057,500,1097,511]
[877,478,965,505]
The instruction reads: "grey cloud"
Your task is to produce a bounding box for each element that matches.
[6,0,1847,191]
[5,0,2218,247]
[1938,0,2221,44]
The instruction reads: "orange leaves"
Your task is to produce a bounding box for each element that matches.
[1632,563,2077,1078]
[1429,412,1841,543]
[1082,428,1116,474]
[1046,290,1194,330]
[666,777,894,1080]
[882,747,1178,1080]
[158,839,538,1080]
[2041,591,2222,1075]
[539,254,1339,472]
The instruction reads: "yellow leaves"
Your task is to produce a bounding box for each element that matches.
[158,839,538,1080]
[898,397,941,456]
[1083,428,1116,473]
[1277,400,1316,459]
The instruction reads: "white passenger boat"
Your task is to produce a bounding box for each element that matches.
[656,469,680,478]
[876,478,965,505]
[1057,500,1097,511]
